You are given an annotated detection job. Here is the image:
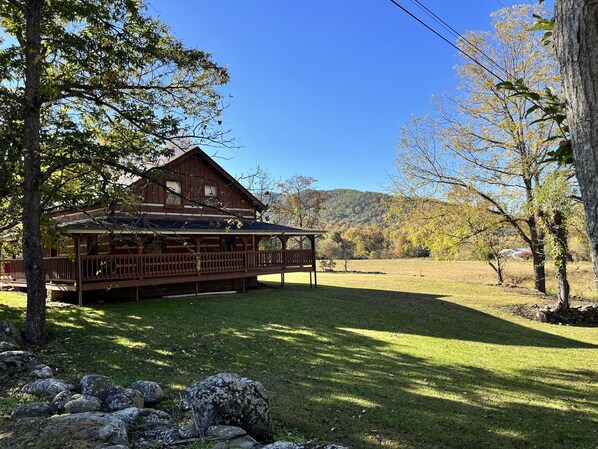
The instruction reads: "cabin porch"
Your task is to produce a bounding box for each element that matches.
[0,247,317,303]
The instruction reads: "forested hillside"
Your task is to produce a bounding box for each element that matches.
[320,189,392,228]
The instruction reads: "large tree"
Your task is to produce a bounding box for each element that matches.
[395,5,560,293]
[553,0,598,285]
[0,0,229,344]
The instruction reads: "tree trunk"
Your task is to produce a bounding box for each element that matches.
[22,0,47,345]
[554,0,598,286]
[552,209,571,313]
[529,222,546,294]
[488,259,504,285]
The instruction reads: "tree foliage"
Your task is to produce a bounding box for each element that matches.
[394,5,562,293]
[0,0,229,343]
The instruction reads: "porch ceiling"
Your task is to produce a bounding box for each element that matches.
[60,217,326,236]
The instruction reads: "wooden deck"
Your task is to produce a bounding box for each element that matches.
[0,249,315,293]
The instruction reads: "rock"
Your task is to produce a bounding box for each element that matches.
[184,373,274,442]
[140,427,180,444]
[11,401,51,419]
[0,320,23,351]
[0,350,38,377]
[80,374,115,400]
[103,446,130,449]
[64,394,102,413]
[136,408,172,428]
[103,386,144,412]
[111,406,143,425]
[129,380,163,405]
[23,378,74,397]
[49,412,128,446]
[29,364,53,379]
[49,390,73,414]
[211,443,229,449]
[229,435,259,448]
[262,443,301,449]
[206,425,247,440]
[178,423,199,439]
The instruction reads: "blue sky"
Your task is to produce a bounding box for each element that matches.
[149,0,545,192]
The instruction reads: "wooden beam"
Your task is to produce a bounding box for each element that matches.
[74,235,83,306]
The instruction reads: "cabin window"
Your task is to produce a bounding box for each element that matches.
[144,236,165,254]
[204,184,218,206]
[220,235,235,252]
[165,181,182,205]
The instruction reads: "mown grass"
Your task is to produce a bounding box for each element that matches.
[1,259,597,449]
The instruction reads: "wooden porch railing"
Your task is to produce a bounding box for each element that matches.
[0,249,315,283]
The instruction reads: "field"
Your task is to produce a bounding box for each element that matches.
[1,259,597,449]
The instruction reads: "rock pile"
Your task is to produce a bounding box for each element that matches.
[533,303,598,324]
[1,321,348,448]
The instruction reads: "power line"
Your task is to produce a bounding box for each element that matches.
[387,0,505,82]
[407,0,510,79]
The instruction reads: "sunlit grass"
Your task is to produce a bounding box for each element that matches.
[1,259,597,448]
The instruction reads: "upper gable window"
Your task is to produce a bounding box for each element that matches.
[165,180,182,206]
[204,184,218,206]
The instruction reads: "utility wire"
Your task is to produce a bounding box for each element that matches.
[408,0,510,79]
[387,0,505,82]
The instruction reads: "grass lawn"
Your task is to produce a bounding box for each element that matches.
[1,259,597,448]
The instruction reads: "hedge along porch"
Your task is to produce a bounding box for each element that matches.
[0,148,324,303]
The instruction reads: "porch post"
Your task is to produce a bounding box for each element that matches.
[192,236,204,279]
[74,235,83,306]
[308,235,317,288]
[279,235,288,289]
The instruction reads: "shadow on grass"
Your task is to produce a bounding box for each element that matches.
[1,284,597,448]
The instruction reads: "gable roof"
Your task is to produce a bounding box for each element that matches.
[130,146,267,212]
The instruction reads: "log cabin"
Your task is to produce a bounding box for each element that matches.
[0,147,324,304]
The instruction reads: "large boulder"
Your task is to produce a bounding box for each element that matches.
[0,320,23,351]
[183,373,274,442]
[23,378,74,397]
[28,364,53,379]
[48,412,128,446]
[0,350,37,377]
[49,390,73,414]
[64,394,102,414]
[103,386,144,412]
[80,374,115,400]
[129,380,163,405]
[11,401,51,420]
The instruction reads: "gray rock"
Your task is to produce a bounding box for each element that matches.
[262,443,301,449]
[80,374,115,400]
[64,394,102,413]
[269,444,302,449]
[103,386,144,412]
[178,423,199,439]
[184,373,274,442]
[140,426,180,444]
[111,406,143,425]
[0,350,37,377]
[207,425,247,440]
[29,364,53,379]
[103,446,130,449]
[229,435,259,448]
[0,320,23,351]
[129,380,163,405]
[48,412,128,446]
[49,390,73,414]
[23,378,74,397]
[212,443,229,449]
[136,408,172,429]
[11,401,51,419]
